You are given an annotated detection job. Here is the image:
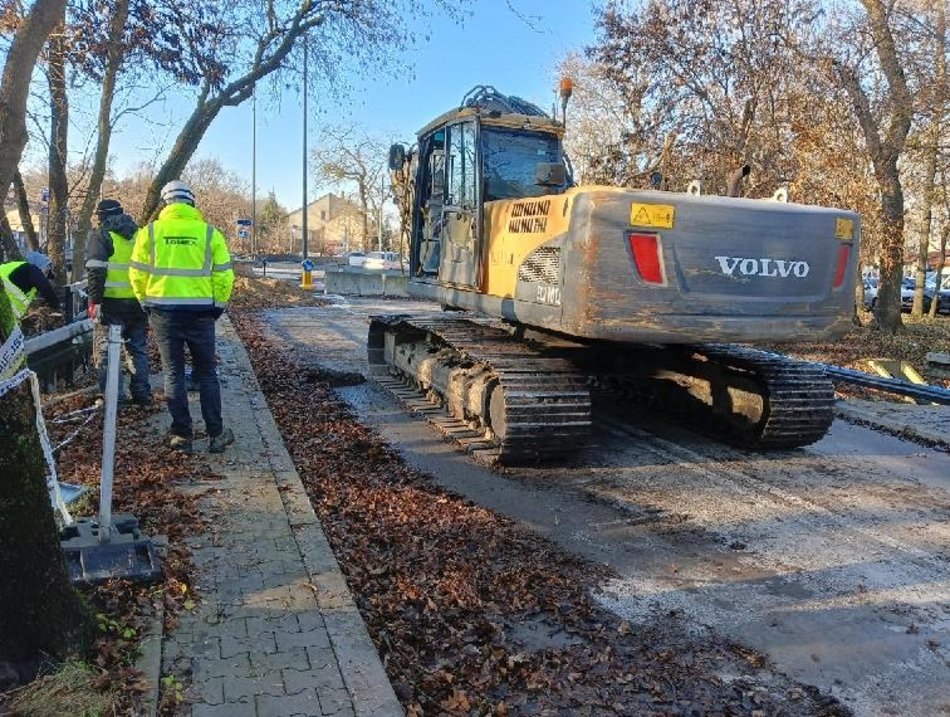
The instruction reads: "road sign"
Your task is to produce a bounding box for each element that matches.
[236,218,252,226]
[238,229,249,239]
[301,258,315,272]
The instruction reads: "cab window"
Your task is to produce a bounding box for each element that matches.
[446,121,476,207]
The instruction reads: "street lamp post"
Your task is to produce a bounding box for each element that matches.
[301,33,309,262]
[252,85,257,258]
[378,173,384,252]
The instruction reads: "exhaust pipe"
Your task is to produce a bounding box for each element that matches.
[726,164,751,197]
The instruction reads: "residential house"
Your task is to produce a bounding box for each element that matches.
[285,193,376,256]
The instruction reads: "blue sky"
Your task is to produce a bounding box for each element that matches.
[108,0,599,211]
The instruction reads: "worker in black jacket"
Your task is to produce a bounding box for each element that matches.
[85,199,151,405]
[0,252,61,320]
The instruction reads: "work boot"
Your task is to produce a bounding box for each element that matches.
[209,427,235,454]
[167,433,193,453]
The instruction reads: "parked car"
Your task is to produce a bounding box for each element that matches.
[863,277,879,309]
[923,275,950,314]
[363,251,406,271]
[899,275,948,313]
[346,251,367,267]
[900,277,917,311]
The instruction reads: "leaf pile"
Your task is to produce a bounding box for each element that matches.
[41,371,217,713]
[19,305,65,338]
[231,308,848,716]
[228,274,330,312]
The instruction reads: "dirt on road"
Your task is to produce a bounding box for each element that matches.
[234,306,853,716]
[245,298,950,717]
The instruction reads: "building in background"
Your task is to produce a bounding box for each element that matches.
[285,193,377,256]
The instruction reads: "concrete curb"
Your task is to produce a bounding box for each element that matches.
[835,400,949,447]
[136,537,167,717]
[218,316,404,717]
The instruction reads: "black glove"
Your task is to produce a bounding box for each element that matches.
[211,307,224,319]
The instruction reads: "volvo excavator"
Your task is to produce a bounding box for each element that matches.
[369,84,860,463]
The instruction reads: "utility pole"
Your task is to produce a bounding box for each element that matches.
[378,173,384,252]
[301,34,309,261]
[251,85,257,258]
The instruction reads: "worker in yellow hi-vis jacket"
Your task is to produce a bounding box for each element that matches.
[129,180,235,454]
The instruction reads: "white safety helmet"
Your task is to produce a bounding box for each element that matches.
[160,180,195,206]
[25,251,53,274]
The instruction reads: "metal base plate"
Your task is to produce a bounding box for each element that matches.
[60,513,163,586]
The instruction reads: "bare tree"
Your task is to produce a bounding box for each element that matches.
[830,0,915,333]
[139,0,467,222]
[909,0,947,317]
[46,24,69,287]
[930,165,949,317]
[256,190,288,255]
[0,213,21,261]
[590,0,812,194]
[69,0,130,282]
[311,126,388,247]
[0,0,68,196]
[12,170,38,251]
[182,156,251,244]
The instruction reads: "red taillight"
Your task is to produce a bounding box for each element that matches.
[832,244,850,289]
[628,232,664,284]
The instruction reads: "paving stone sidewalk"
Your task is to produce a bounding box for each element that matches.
[160,317,402,717]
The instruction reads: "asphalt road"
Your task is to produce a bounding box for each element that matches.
[262,297,950,717]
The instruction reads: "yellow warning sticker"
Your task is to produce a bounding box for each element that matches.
[630,203,675,229]
[835,217,855,241]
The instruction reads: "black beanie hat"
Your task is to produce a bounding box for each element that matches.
[96,199,123,220]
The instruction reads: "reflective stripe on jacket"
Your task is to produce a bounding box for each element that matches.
[0,261,35,320]
[129,203,234,310]
[86,231,136,299]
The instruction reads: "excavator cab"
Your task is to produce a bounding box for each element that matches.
[390,86,569,290]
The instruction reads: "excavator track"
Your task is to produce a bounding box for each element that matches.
[368,316,592,463]
[580,343,836,450]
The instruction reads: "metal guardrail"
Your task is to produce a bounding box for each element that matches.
[63,279,89,323]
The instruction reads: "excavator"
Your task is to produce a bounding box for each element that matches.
[369,83,860,463]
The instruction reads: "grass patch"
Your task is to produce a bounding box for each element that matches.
[4,661,114,716]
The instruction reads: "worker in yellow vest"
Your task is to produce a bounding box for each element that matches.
[0,252,61,321]
[85,199,151,405]
[129,180,235,454]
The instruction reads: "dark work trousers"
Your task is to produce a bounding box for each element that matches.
[94,310,151,399]
[149,310,223,439]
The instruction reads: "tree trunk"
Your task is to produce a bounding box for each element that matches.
[0,0,68,198]
[46,28,69,289]
[0,213,21,262]
[0,0,90,670]
[13,170,38,252]
[873,168,905,332]
[71,0,130,283]
[926,0,947,319]
[138,98,220,223]
[913,125,938,317]
[930,225,948,319]
[0,286,94,674]
[846,0,913,335]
